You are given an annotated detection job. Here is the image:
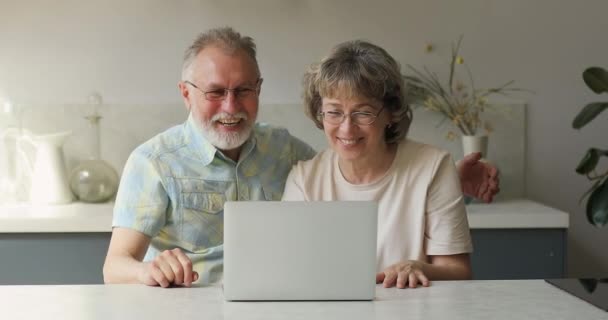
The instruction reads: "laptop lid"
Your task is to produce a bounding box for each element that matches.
[223,201,378,301]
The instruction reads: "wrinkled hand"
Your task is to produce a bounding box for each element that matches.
[376,260,429,289]
[458,152,500,203]
[138,248,198,288]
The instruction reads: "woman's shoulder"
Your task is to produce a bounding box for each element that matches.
[292,148,335,174]
[399,138,450,157]
[397,139,453,170]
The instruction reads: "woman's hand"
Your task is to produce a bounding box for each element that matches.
[376,260,430,289]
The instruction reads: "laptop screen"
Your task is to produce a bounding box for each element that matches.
[545,278,608,311]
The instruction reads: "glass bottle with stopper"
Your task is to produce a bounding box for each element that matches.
[69,93,119,203]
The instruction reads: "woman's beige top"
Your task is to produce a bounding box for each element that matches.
[282,139,473,271]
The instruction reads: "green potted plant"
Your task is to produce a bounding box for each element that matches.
[573,66,608,227]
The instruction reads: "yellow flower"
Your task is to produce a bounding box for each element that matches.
[455,104,468,115]
[424,97,439,111]
[484,121,494,134]
[446,131,457,141]
[456,56,464,64]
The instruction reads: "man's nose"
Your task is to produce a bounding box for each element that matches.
[220,91,239,113]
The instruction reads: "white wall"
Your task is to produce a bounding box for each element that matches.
[1,0,607,276]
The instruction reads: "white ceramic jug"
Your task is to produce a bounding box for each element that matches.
[20,131,74,204]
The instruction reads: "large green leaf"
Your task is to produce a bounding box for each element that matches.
[576,148,600,175]
[572,102,608,129]
[587,179,608,227]
[583,67,608,94]
[579,279,598,293]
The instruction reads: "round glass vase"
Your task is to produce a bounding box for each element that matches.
[70,159,118,203]
[69,115,119,203]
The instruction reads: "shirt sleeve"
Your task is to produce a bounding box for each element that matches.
[424,153,473,255]
[289,134,317,163]
[112,149,169,237]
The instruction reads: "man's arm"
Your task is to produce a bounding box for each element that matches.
[104,148,197,287]
[103,227,198,287]
[458,152,500,203]
[103,227,151,284]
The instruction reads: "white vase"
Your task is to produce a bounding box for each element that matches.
[20,131,74,205]
[461,135,488,158]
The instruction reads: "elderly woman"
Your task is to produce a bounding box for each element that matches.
[282,40,475,289]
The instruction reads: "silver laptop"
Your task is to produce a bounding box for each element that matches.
[223,201,378,301]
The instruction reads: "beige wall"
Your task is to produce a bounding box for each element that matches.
[1,0,607,275]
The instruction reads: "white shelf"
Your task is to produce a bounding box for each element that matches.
[0,202,113,233]
[0,198,569,233]
[467,199,569,229]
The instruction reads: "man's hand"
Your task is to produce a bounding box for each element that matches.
[376,260,430,289]
[458,152,499,203]
[137,248,199,288]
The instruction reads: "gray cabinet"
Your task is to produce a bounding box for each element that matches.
[470,229,566,280]
[0,233,111,285]
[0,229,566,284]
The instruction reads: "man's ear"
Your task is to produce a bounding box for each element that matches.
[257,77,264,95]
[178,81,192,111]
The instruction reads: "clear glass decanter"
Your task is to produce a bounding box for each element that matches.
[69,113,119,203]
[0,101,29,203]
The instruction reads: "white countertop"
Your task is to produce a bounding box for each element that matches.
[0,198,569,233]
[0,202,112,233]
[467,198,569,229]
[1,280,605,319]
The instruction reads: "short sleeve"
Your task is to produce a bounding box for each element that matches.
[112,150,169,237]
[289,135,316,163]
[424,153,473,255]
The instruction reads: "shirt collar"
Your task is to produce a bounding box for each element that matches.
[183,113,257,166]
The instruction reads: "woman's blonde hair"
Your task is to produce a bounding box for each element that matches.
[302,40,412,143]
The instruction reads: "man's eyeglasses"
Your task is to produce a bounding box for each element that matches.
[318,107,384,125]
[185,79,261,101]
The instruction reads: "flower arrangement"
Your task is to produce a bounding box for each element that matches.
[404,36,524,138]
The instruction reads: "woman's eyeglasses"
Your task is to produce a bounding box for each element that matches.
[318,107,384,125]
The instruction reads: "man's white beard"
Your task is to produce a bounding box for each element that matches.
[199,112,254,150]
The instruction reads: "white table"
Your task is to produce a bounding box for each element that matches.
[1,280,605,320]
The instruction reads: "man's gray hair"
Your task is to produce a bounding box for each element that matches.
[181,27,260,80]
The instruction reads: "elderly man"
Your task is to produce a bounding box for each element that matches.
[103,27,498,287]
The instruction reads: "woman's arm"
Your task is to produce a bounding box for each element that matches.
[426,254,472,280]
[376,254,471,288]
[376,151,474,289]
